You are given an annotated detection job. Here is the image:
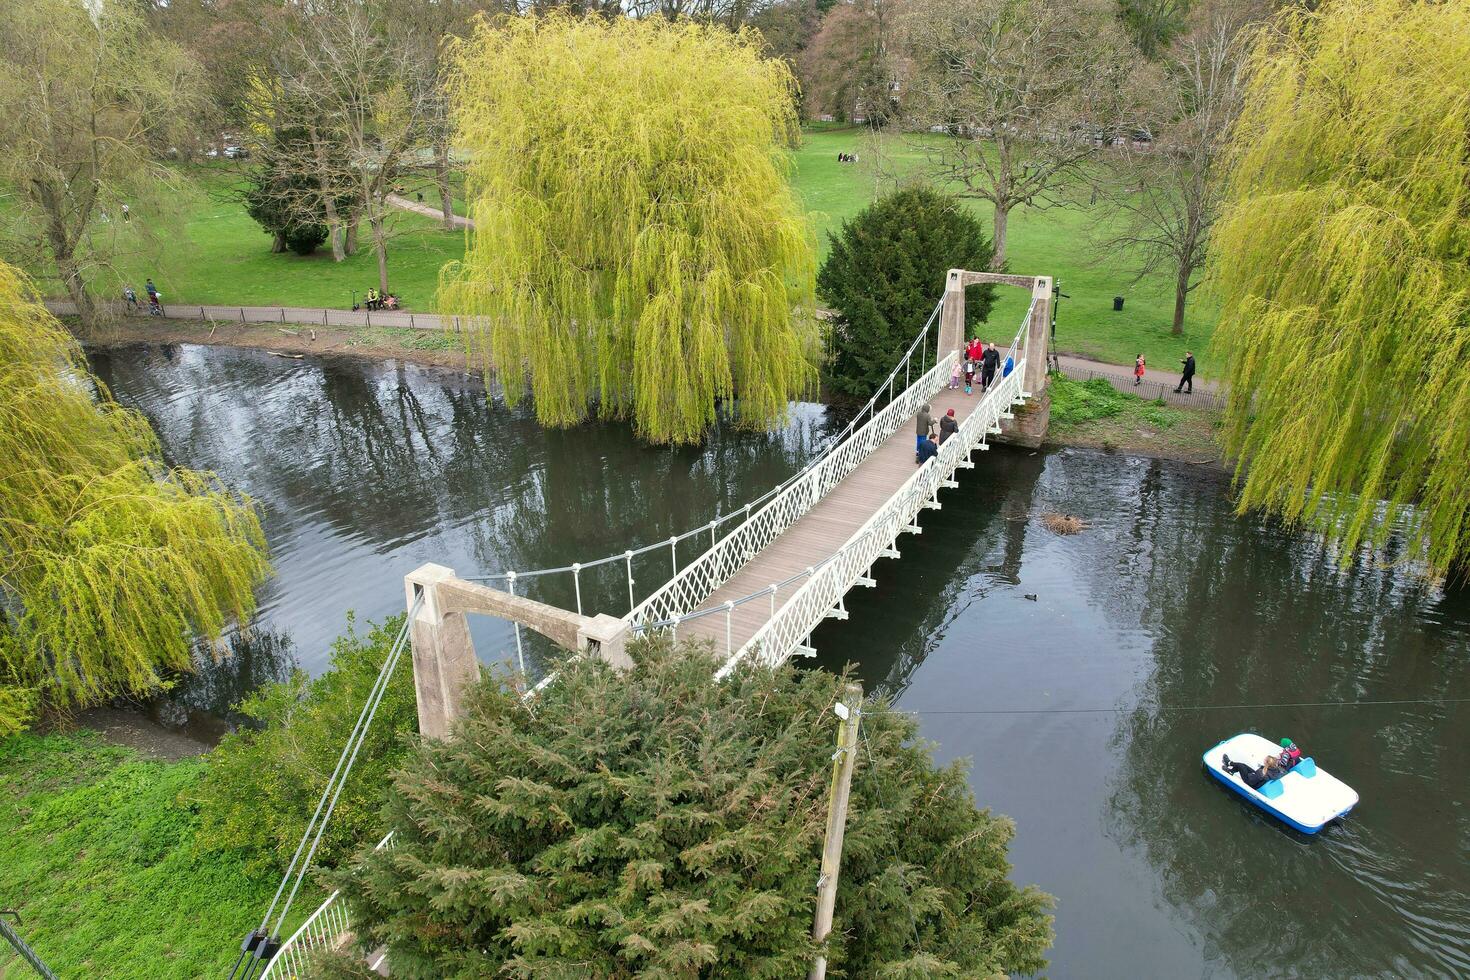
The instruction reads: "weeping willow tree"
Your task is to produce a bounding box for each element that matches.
[441,14,819,445]
[1208,0,1470,578]
[0,262,270,733]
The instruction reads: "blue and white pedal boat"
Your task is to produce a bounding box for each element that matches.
[1203,732,1358,834]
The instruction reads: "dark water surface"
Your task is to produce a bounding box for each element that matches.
[91,343,1469,978]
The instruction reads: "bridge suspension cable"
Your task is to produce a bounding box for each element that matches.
[228,593,423,980]
[461,298,947,599]
[628,308,1032,647]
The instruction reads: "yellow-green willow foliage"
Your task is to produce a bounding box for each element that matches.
[441,14,819,445]
[1208,0,1470,577]
[0,262,269,732]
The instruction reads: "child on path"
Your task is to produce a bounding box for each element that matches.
[1134,354,1146,386]
[949,360,962,390]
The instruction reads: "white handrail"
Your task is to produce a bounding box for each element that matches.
[627,349,960,630]
[260,831,396,979]
[717,306,1033,674]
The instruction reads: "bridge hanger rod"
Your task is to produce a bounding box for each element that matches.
[461,298,946,585]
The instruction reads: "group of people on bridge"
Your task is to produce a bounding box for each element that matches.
[953,337,1006,395]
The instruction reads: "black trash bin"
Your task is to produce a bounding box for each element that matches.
[1113,296,1125,311]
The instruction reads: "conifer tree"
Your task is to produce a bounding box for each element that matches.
[325,637,1053,977]
[1209,0,1470,577]
[0,262,270,732]
[441,14,819,445]
[819,186,996,400]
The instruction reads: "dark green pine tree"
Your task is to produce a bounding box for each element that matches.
[317,637,1052,978]
[241,125,330,256]
[819,186,997,402]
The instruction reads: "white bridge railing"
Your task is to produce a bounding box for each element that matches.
[260,831,395,979]
[627,349,960,631]
[719,317,1030,676]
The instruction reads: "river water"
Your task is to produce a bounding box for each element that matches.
[90,343,1470,978]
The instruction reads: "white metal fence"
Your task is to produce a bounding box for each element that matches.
[259,831,395,980]
[628,349,959,631]
[720,317,1030,676]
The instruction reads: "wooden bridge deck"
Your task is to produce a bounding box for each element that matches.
[680,385,978,656]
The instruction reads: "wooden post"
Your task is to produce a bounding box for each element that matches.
[809,682,862,980]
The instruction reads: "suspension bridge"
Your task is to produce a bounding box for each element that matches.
[232,268,1053,978]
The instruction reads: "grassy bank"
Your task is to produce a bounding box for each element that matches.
[792,130,1215,371]
[25,129,1209,375]
[1046,375,1223,462]
[0,731,280,978]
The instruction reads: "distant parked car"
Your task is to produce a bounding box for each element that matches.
[223,145,249,159]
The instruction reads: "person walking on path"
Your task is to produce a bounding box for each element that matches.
[123,285,138,312]
[915,403,933,460]
[1133,354,1146,386]
[1175,351,1196,393]
[145,278,158,302]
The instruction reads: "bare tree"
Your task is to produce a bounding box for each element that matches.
[279,2,435,290]
[1089,5,1252,334]
[799,0,900,125]
[900,0,1139,269]
[0,0,204,328]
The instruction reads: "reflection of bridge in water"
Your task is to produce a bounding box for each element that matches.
[402,269,1054,737]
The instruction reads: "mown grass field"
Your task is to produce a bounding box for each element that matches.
[42,128,1214,372]
[0,731,285,979]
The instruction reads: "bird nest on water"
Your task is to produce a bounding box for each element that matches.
[1042,512,1087,535]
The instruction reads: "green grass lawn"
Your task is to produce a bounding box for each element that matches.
[107,165,465,312]
[50,129,1211,372]
[790,130,1217,372]
[0,731,287,979]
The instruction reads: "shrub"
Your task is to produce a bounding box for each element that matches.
[818,186,996,400]
[329,636,1053,977]
[193,614,416,876]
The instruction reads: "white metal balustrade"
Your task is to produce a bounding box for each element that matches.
[720,315,1030,676]
[260,832,395,980]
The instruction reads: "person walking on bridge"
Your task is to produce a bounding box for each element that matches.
[915,403,933,461]
[1175,351,1196,394]
[981,342,1000,391]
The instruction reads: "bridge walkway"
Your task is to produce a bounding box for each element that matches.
[678,386,974,655]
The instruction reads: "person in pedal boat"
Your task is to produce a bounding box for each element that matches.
[1278,737,1302,770]
[1220,753,1287,788]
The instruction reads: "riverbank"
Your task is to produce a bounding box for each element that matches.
[75,318,1226,467]
[72,313,475,372]
[0,731,279,978]
[1042,374,1225,465]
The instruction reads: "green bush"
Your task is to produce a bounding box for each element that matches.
[818,186,996,400]
[194,613,416,876]
[328,636,1053,977]
[0,731,277,978]
[1049,375,1187,434]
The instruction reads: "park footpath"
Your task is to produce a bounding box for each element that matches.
[45,299,1220,409]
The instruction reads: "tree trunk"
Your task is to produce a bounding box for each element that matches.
[308,124,346,262]
[320,194,344,262]
[372,215,389,293]
[990,204,1010,270]
[435,139,455,231]
[56,249,97,332]
[345,216,359,257]
[271,231,287,254]
[1172,268,1189,335]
